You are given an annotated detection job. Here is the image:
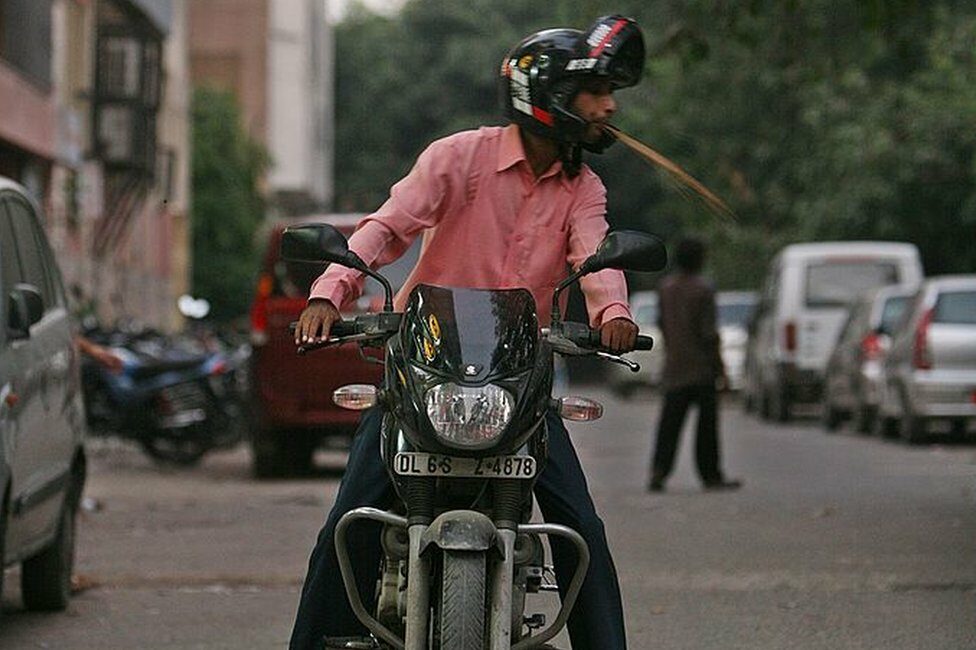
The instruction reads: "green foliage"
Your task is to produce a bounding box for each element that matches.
[190,87,269,322]
[334,0,976,288]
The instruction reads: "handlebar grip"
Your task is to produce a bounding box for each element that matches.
[634,334,655,351]
[329,320,358,337]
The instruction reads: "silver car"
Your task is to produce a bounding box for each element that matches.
[609,291,662,397]
[609,290,757,397]
[822,285,916,432]
[1,177,87,613]
[716,291,759,391]
[876,276,976,443]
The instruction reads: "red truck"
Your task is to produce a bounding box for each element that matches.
[247,213,417,477]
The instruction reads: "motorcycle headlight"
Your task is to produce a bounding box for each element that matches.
[424,382,514,449]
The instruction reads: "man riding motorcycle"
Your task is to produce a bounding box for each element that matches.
[291,15,646,650]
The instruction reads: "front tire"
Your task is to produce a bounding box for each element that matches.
[436,551,486,650]
[21,482,79,611]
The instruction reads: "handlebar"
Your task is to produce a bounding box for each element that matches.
[548,322,654,354]
[290,313,402,355]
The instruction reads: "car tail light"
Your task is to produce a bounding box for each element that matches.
[912,308,934,370]
[860,332,883,361]
[250,273,273,346]
[784,321,797,353]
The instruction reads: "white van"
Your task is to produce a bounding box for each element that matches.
[744,242,923,421]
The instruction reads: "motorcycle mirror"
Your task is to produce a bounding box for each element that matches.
[281,224,358,267]
[551,230,667,324]
[280,224,396,312]
[580,230,668,275]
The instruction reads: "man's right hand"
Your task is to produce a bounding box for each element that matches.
[295,299,341,345]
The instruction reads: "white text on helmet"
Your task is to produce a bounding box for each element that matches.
[566,58,598,71]
[586,23,613,48]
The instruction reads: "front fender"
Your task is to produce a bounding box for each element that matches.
[419,510,502,556]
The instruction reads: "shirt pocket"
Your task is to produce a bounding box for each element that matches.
[525,220,570,285]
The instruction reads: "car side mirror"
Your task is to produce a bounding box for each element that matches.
[280,224,395,311]
[8,284,44,338]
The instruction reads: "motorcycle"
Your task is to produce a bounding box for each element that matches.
[282,224,667,649]
[81,315,248,466]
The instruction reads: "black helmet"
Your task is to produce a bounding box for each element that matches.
[500,15,645,151]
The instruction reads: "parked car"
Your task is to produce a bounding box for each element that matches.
[822,284,917,432]
[609,290,757,397]
[0,176,87,613]
[743,242,923,422]
[875,275,976,443]
[716,291,759,392]
[247,214,418,477]
[608,291,661,397]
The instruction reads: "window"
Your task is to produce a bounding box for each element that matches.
[0,200,22,307]
[804,262,899,308]
[933,291,976,325]
[718,301,758,328]
[879,295,911,334]
[4,197,55,310]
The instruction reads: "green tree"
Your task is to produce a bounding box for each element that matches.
[190,87,269,323]
[333,0,976,287]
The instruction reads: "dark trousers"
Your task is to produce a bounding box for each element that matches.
[651,384,723,483]
[290,408,626,650]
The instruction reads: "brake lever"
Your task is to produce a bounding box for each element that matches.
[296,333,380,356]
[595,351,641,373]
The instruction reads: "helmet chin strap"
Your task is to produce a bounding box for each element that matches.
[559,142,582,178]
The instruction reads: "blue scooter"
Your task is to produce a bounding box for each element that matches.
[82,325,247,465]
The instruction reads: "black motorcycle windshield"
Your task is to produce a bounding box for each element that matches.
[402,284,538,381]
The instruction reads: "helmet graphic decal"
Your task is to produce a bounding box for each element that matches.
[586,18,629,57]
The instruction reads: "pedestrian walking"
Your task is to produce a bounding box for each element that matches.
[648,237,742,492]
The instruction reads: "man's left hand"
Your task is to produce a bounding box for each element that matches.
[600,317,638,354]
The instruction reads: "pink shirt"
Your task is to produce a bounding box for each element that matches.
[310,125,632,327]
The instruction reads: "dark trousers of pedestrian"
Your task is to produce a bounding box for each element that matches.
[289,408,627,650]
[651,383,723,483]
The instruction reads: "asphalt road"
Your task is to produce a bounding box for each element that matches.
[1,388,974,649]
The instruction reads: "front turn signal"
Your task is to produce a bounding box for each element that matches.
[333,384,378,410]
[557,396,603,422]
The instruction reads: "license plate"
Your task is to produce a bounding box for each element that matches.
[394,452,537,479]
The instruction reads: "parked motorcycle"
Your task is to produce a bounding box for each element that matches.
[81,313,248,465]
[281,224,666,649]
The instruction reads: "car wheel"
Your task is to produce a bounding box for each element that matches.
[21,480,80,611]
[251,428,315,478]
[251,427,288,478]
[770,385,791,423]
[821,400,843,432]
[898,391,927,445]
[758,387,771,421]
[900,412,927,445]
[0,485,8,623]
[742,386,756,414]
[874,414,898,439]
[854,405,876,434]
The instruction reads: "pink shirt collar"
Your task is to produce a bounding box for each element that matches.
[496,125,572,189]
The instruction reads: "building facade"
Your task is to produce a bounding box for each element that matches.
[188,0,333,216]
[0,0,190,331]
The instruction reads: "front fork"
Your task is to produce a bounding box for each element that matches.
[334,508,590,650]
